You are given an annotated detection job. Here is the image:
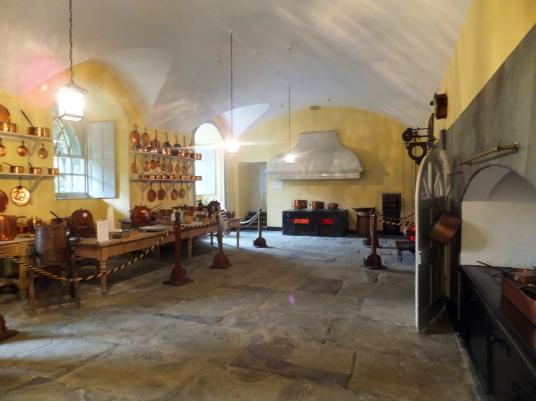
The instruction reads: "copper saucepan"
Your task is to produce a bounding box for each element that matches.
[147,182,156,202]
[3,162,24,173]
[0,215,17,241]
[0,122,17,132]
[291,200,307,209]
[47,168,59,175]
[327,203,339,210]
[28,163,41,174]
[428,210,461,246]
[309,201,325,210]
[20,110,50,137]
[38,143,48,159]
[0,138,6,157]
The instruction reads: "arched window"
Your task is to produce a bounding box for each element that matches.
[194,122,224,203]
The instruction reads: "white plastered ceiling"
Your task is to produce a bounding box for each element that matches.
[0,0,472,134]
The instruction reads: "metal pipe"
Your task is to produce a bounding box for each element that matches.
[458,142,519,165]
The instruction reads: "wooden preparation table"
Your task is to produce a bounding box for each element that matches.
[72,222,218,294]
[0,236,34,292]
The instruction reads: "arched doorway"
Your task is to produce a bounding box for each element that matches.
[461,166,536,267]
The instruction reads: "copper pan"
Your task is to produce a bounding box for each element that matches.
[0,138,6,157]
[291,200,307,209]
[327,203,339,210]
[151,130,160,149]
[131,155,139,173]
[38,143,48,158]
[428,210,461,246]
[157,182,166,201]
[0,122,17,132]
[170,183,179,201]
[27,127,50,137]
[179,183,185,199]
[28,163,41,174]
[147,182,156,202]
[0,214,17,241]
[140,127,150,146]
[17,141,28,156]
[129,124,140,144]
[309,201,325,210]
[0,190,8,213]
[11,184,31,206]
[3,163,24,173]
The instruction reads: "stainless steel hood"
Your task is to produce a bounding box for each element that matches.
[266,130,363,180]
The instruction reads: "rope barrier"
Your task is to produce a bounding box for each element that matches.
[376,211,415,221]
[240,213,259,227]
[376,218,414,227]
[0,221,218,283]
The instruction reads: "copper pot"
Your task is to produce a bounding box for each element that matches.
[428,210,461,246]
[2,163,24,173]
[0,122,17,133]
[29,166,42,174]
[310,201,325,210]
[291,200,307,209]
[47,168,59,175]
[327,203,339,210]
[0,215,17,241]
[27,127,50,137]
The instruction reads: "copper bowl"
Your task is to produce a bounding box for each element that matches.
[291,200,308,209]
[27,127,50,137]
[310,201,325,210]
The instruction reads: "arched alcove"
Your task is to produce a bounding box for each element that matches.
[194,122,225,206]
[461,166,536,267]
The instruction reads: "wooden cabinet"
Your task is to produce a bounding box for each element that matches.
[282,209,348,237]
[460,266,536,400]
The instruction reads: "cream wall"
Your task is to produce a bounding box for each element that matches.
[437,0,536,133]
[226,106,414,230]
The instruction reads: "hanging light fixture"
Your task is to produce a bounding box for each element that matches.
[285,83,295,164]
[225,31,239,155]
[57,0,87,121]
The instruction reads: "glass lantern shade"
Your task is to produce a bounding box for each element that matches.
[57,81,87,121]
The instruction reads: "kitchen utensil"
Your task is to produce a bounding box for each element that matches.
[173,134,180,149]
[149,155,157,170]
[147,182,156,202]
[157,182,166,200]
[179,183,185,199]
[0,104,10,122]
[428,210,461,246]
[17,141,28,156]
[129,124,140,144]
[309,201,325,210]
[167,161,174,174]
[143,156,150,172]
[3,163,24,173]
[161,158,167,171]
[181,161,187,175]
[0,122,17,132]
[291,200,307,209]
[156,156,161,168]
[11,179,31,206]
[47,168,59,175]
[163,132,171,148]
[0,190,8,213]
[151,130,160,149]
[327,203,339,210]
[21,110,50,137]
[140,127,150,146]
[131,155,139,173]
[38,143,48,158]
[175,160,181,174]
[0,215,17,241]
[170,183,179,200]
[0,138,6,156]
[28,163,41,174]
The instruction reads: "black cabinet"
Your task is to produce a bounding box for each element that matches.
[382,193,401,235]
[282,209,348,237]
[460,266,536,400]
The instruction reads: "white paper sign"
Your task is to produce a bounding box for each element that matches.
[96,220,109,242]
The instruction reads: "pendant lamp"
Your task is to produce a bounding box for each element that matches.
[57,0,87,121]
[285,84,294,164]
[225,31,239,155]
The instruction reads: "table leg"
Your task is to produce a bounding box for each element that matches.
[99,260,108,295]
[210,232,214,245]
[236,225,240,247]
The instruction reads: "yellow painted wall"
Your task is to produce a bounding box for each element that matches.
[437,0,536,132]
[226,106,415,229]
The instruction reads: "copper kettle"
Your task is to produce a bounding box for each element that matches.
[0,215,17,241]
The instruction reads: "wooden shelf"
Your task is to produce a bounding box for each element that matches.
[0,130,53,143]
[130,178,200,183]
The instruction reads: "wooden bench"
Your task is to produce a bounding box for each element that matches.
[395,240,415,261]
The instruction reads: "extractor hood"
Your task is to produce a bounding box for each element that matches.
[266,130,363,180]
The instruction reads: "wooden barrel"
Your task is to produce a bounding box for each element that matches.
[34,225,69,265]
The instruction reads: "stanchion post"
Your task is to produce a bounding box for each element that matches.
[362,208,385,269]
[164,220,193,286]
[253,208,268,248]
[0,314,17,342]
[210,223,232,269]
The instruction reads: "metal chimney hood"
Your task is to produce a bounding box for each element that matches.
[266,130,363,180]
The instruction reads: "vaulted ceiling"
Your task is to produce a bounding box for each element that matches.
[1,0,472,135]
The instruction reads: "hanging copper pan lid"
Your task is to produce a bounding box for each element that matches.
[0,104,10,122]
[11,184,31,206]
[0,190,8,212]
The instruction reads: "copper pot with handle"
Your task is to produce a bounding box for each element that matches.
[0,215,17,241]
[291,200,307,209]
[309,201,325,210]
[428,210,461,246]
[327,203,339,210]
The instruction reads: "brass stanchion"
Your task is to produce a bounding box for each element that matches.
[253,208,268,248]
[164,217,193,286]
[363,207,379,247]
[0,314,17,342]
[362,209,385,269]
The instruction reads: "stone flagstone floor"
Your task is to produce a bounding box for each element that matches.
[0,230,480,400]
